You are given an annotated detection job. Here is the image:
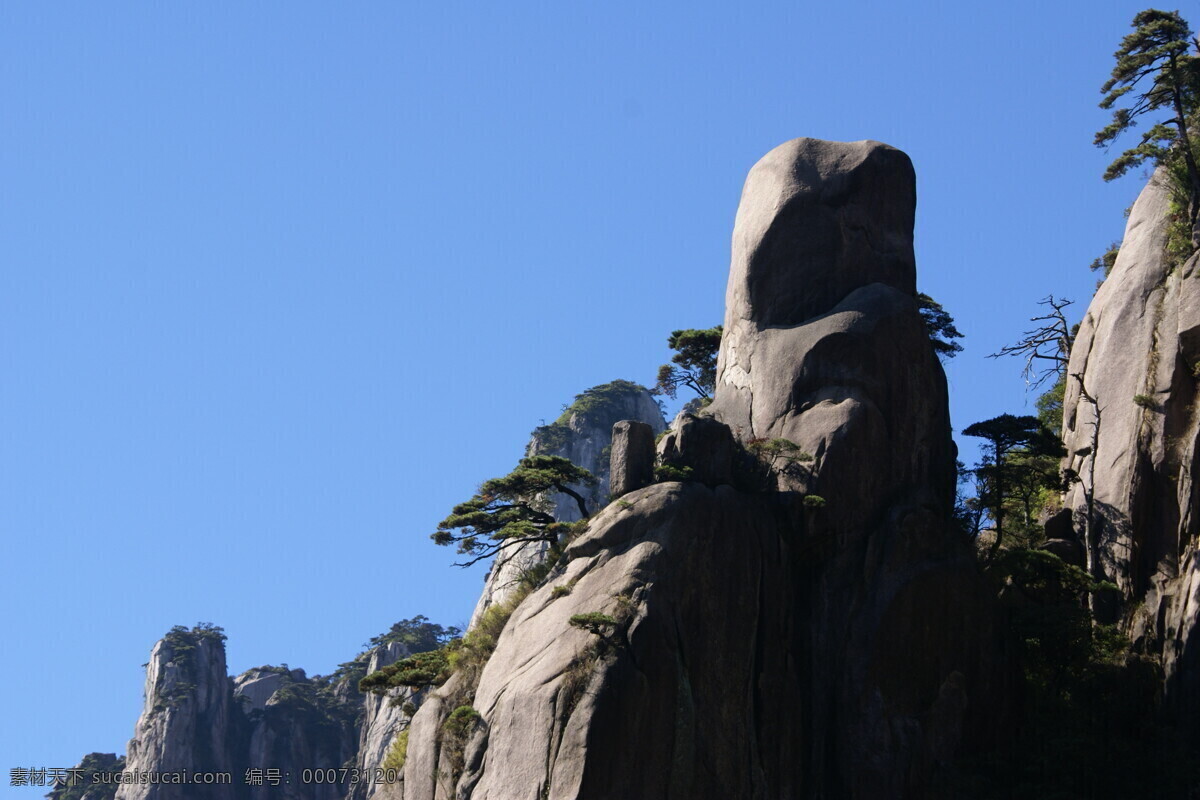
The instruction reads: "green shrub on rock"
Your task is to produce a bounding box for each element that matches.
[443,705,481,739]
[381,729,409,773]
[568,612,618,636]
[359,649,453,693]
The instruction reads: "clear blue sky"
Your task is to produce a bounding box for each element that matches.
[0,0,1162,786]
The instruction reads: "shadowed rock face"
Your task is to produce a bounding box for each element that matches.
[1062,168,1200,732]
[400,138,1008,799]
[723,137,917,331]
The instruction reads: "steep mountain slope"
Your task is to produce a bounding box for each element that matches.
[116,627,241,800]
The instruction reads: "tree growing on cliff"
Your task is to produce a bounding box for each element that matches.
[431,455,596,566]
[529,380,653,455]
[1095,9,1200,244]
[651,326,722,400]
[917,292,964,360]
[367,616,460,651]
[1089,241,1122,278]
[963,414,1066,557]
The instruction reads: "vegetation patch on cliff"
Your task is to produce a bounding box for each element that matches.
[530,379,655,454]
[154,623,226,710]
[382,728,409,772]
[47,753,125,800]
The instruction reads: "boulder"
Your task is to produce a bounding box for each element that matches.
[719,137,916,332]
[1041,538,1084,568]
[655,414,735,487]
[1042,507,1075,543]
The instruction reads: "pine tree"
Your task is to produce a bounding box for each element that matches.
[431,455,596,566]
[963,414,1065,557]
[917,292,964,360]
[651,327,722,400]
[1095,9,1200,243]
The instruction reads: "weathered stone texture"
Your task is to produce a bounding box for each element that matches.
[116,634,239,800]
[1062,168,1200,732]
[348,642,415,800]
[655,413,735,487]
[708,138,953,526]
[608,419,655,498]
[114,630,401,800]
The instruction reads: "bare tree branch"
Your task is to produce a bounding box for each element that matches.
[988,295,1074,389]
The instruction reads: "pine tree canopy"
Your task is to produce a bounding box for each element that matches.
[431,455,597,566]
[1094,9,1200,218]
[917,292,964,360]
[651,326,722,400]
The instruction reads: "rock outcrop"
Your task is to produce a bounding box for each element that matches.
[1062,168,1200,734]
[98,626,417,800]
[468,381,665,627]
[655,413,735,487]
[399,138,1008,799]
[116,626,240,800]
[48,753,126,800]
[239,668,360,800]
[71,138,1019,800]
[709,138,950,514]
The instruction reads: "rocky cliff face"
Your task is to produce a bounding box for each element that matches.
[102,625,402,800]
[399,138,1008,799]
[239,668,360,800]
[116,627,240,800]
[47,753,126,800]
[468,381,665,627]
[1062,168,1200,735]
[349,643,418,800]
